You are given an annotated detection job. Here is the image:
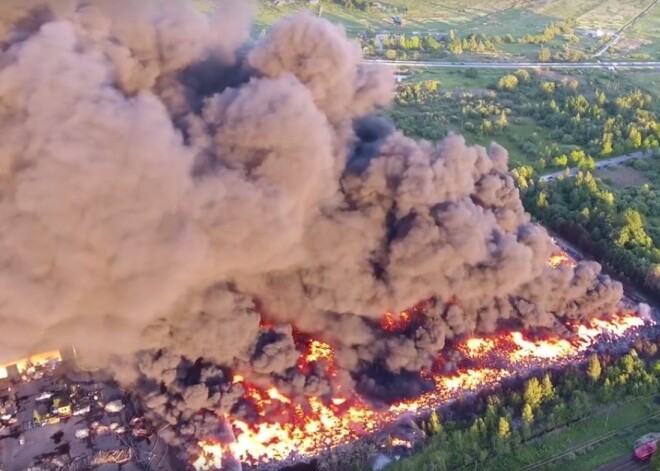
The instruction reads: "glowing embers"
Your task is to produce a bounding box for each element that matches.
[195,312,647,468]
[460,337,496,358]
[548,251,577,269]
[193,440,223,470]
[226,397,377,464]
[389,437,413,448]
[381,311,413,332]
[297,339,338,377]
[509,332,574,361]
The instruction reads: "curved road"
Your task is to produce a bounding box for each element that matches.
[363,58,660,70]
[539,150,655,182]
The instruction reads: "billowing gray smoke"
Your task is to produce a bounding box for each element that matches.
[0,0,624,456]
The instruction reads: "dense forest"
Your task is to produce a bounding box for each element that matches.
[518,159,660,297]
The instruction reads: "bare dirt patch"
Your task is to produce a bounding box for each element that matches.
[615,37,653,53]
[596,166,650,187]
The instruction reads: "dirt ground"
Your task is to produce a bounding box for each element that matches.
[592,453,649,471]
[595,166,650,187]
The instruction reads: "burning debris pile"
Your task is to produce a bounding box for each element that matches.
[192,312,647,468]
[0,0,639,468]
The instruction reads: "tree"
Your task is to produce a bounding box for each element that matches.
[428,410,443,436]
[497,74,519,90]
[515,69,531,82]
[542,374,555,401]
[621,352,637,374]
[629,128,642,149]
[616,208,652,249]
[540,81,556,94]
[539,46,551,62]
[522,403,534,424]
[579,156,596,172]
[498,416,511,439]
[496,111,508,129]
[601,133,613,156]
[422,35,440,50]
[524,377,544,410]
[552,155,568,167]
[587,354,602,382]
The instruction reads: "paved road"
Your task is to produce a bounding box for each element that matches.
[363,59,660,69]
[539,151,654,182]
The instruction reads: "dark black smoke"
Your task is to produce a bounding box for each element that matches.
[0,0,626,462]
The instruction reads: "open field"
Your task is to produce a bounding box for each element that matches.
[252,0,654,31]
[609,70,660,100]
[242,0,659,60]
[402,67,503,87]
[595,165,651,187]
[625,3,660,58]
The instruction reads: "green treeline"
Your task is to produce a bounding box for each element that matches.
[517,159,660,296]
[315,341,660,471]
[390,70,660,170]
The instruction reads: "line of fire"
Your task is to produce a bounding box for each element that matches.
[0,247,655,471]
[188,249,657,470]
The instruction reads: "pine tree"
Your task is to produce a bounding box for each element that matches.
[542,374,554,401]
[522,403,534,424]
[498,417,511,439]
[538,46,551,62]
[524,377,543,410]
[428,410,442,436]
[587,354,602,382]
[629,128,642,148]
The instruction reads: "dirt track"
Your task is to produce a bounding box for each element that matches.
[593,454,648,471]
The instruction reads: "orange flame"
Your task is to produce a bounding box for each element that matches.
[461,337,496,358]
[196,312,648,467]
[381,311,413,332]
[509,332,574,361]
[193,440,223,470]
[297,339,338,377]
[548,251,577,269]
[390,437,413,448]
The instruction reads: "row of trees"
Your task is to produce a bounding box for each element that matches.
[518,159,660,297]
[320,0,373,11]
[390,69,660,172]
[387,341,660,471]
[360,18,588,60]
[518,19,577,45]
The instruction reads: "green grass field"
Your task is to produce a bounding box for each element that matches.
[243,0,659,60]
[625,2,660,58]
[192,0,658,60]
[403,68,502,88]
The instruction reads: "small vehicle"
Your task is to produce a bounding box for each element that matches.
[634,441,657,461]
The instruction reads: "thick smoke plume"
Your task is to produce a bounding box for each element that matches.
[0,0,624,455]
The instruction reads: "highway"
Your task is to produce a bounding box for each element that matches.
[363,59,660,70]
[539,151,655,182]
